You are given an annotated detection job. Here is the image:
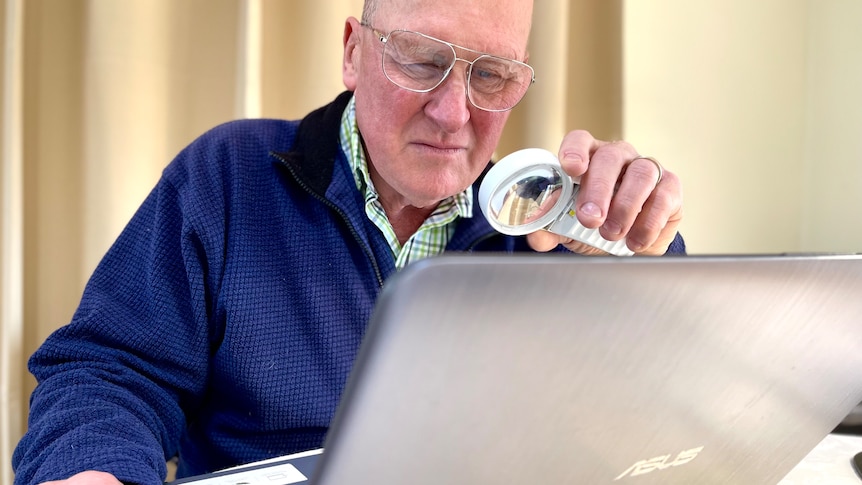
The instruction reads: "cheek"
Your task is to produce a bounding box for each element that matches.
[355,88,423,151]
[355,67,419,118]
[471,112,511,156]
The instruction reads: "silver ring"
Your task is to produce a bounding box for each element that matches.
[631,156,663,186]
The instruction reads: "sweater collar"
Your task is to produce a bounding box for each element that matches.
[273,90,355,198]
[274,91,499,250]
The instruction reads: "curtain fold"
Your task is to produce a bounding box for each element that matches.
[1,0,25,482]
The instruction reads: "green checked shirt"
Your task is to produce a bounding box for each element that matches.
[339,96,473,270]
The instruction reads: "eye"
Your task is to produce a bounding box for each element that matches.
[398,61,448,81]
[470,57,530,95]
[474,67,505,82]
[470,65,508,92]
[386,42,452,81]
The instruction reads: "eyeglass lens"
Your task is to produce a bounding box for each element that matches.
[382,30,533,111]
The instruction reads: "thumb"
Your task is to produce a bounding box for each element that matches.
[526,230,565,252]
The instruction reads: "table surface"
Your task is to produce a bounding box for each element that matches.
[779,433,862,484]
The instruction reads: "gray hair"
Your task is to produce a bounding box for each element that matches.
[361,0,380,25]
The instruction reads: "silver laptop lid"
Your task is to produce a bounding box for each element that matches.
[312,254,862,485]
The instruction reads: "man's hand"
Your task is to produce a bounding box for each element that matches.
[40,471,123,485]
[526,130,683,256]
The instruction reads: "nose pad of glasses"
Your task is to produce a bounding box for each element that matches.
[445,58,479,108]
[424,68,473,129]
[423,60,466,99]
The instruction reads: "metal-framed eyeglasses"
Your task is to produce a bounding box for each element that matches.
[362,24,535,112]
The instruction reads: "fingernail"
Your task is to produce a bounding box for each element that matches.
[560,151,581,164]
[603,220,622,236]
[579,202,602,219]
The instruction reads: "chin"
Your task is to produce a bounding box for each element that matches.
[411,185,470,208]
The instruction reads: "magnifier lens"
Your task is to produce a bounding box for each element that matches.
[489,166,566,229]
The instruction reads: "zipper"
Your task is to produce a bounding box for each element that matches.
[271,153,385,288]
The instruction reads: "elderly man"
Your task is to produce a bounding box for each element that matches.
[13,0,684,484]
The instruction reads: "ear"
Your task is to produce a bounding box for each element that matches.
[342,17,362,91]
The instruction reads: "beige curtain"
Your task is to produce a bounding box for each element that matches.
[624,0,862,254]
[2,0,861,482]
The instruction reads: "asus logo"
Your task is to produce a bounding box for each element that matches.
[614,446,705,480]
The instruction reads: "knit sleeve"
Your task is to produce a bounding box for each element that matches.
[12,146,225,485]
[665,231,687,255]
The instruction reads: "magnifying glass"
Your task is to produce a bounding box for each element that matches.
[478,148,634,256]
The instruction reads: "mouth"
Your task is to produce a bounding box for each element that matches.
[413,141,468,154]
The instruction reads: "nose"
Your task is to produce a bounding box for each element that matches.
[423,62,472,133]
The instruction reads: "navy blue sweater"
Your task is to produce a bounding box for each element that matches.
[13,92,685,485]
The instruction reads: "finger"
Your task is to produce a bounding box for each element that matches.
[39,471,124,485]
[626,171,684,254]
[557,130,600,181]
[526,230,565,252]
[630,209,683,256]
[573,142,637,229]
[560,240,611,256]
[600,155,665,241]
[526,230,611,256]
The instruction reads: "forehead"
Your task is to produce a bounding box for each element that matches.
[373,0,532,59]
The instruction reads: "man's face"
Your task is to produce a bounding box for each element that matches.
[343,0,533,210]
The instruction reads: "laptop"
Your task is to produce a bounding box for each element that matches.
[176,254,862,484]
